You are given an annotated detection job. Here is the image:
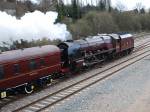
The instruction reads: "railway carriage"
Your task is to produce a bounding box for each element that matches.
[0,45,61,98]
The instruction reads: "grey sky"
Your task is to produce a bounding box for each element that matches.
[111,0,150,10]
[63,0,150,10]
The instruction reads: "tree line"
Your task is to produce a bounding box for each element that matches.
[56,0,150,39]
[56,0,112,22]
[1,0,150,51]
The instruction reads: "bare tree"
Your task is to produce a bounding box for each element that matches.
[85,0,88,5]
[116,1,126,12]
[135,2,144,12]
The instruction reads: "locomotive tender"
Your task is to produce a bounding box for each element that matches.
[0,33,134,98]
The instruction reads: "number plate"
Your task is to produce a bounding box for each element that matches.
[1,92,6,98]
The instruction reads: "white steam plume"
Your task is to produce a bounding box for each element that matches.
[0,11,72,46]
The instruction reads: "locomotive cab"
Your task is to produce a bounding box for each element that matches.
[58,43,69,68]
[109,34,121,53]
[58,41,83,71]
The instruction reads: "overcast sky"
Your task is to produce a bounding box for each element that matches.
[63,0,150,10]
[111,0,150,10]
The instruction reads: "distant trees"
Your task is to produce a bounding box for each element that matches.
[134,2,146,14]
[56,0,80,22]
[56,1,65,22]
[139,14,150,30]
[98,0,106,11]
[55,1,150,39]
[69,11,118,39]
[115,1,126,12]
[113,12,141,32]
[68,9,150,39]
[0,38,62,51]
[71,0,81,20]
[56,0,112,22]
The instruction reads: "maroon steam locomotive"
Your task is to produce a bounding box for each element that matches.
[0,33,134,98]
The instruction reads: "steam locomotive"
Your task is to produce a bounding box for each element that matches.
[0,33,134,98]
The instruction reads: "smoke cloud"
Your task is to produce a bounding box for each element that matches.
[0,11,72,46]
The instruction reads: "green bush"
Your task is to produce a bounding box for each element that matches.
[69,11,118,39]
[140,14,150,30]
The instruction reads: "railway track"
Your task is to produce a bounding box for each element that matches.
[0,80,60,109]
[0,35,150,110]
[134,32,150,40]
[0,94,25,109]
[134,41,150,52]
[13,42,150,112]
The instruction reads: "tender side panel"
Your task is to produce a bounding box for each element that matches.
[120,36,134,51]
